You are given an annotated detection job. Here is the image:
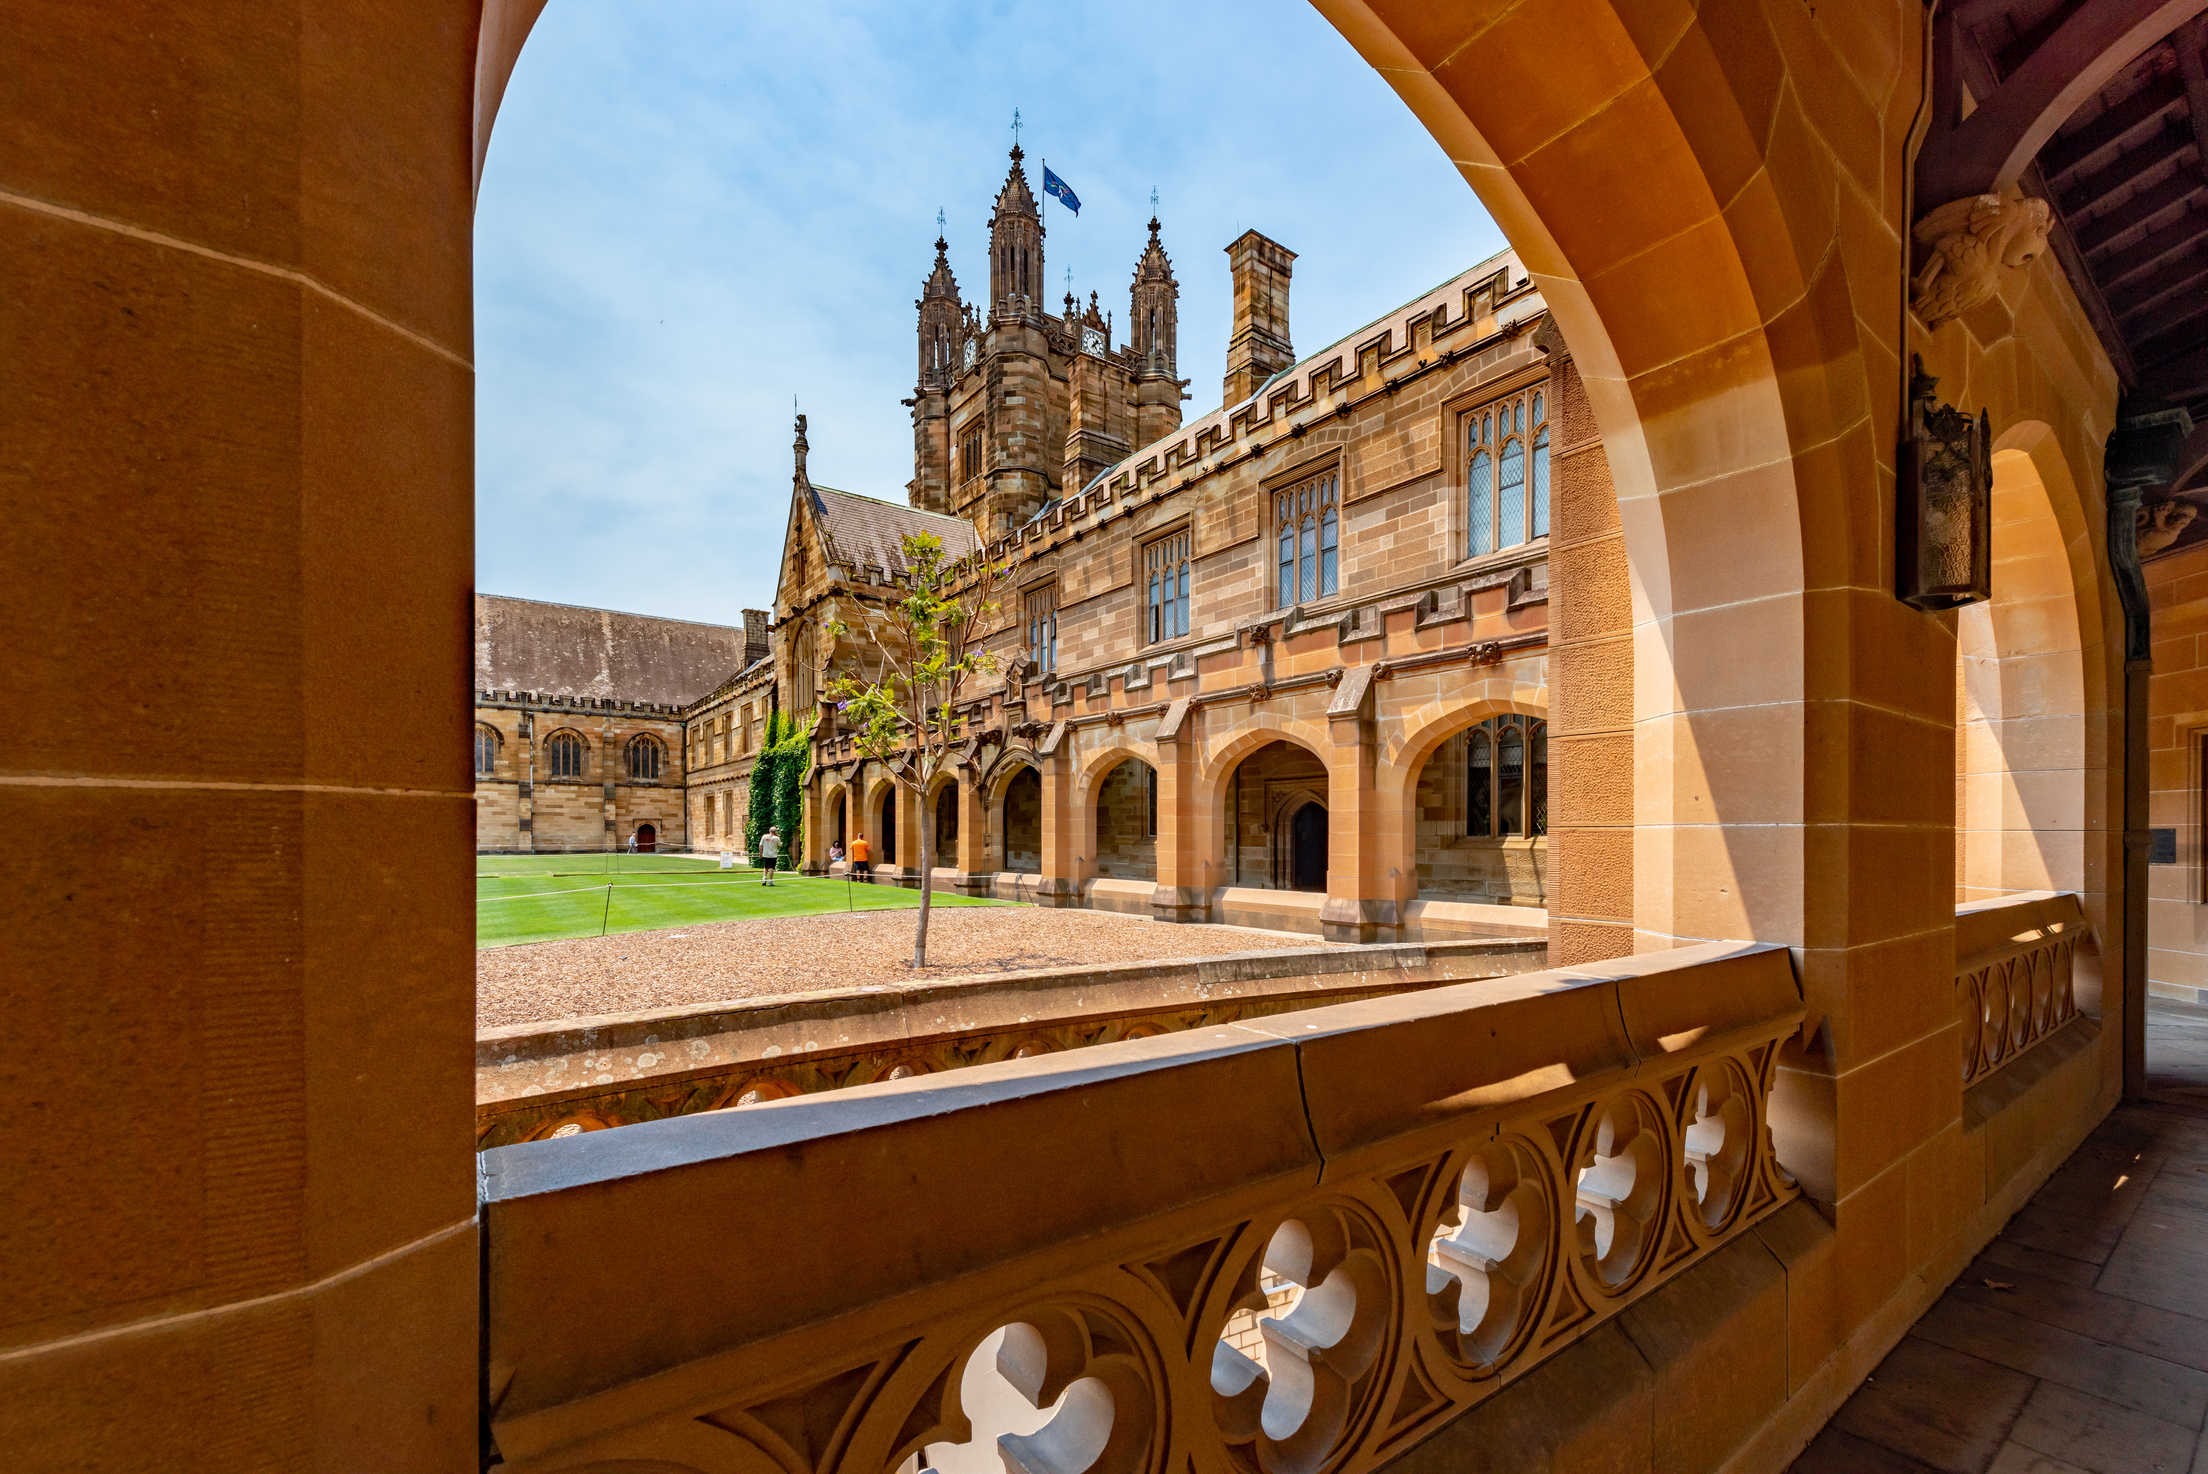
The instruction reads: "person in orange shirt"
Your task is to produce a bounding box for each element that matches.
[849,833,870,868]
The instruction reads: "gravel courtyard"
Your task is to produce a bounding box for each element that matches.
[476,905,1332,1029]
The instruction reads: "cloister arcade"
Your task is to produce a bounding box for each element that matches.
[14,1,2188,1471]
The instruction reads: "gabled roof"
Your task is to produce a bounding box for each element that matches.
[808,484,979,575]
[474,594,746,706]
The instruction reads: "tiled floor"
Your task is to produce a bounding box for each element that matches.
[1792,999,2208,1474]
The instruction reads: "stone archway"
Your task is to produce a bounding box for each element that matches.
[1957,445,2092,905]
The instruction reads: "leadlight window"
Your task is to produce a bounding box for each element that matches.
[1464,715,1547,837]
[960,424,983,483]
[545,730,585,780]
[1275,471,1340,608]
[1466,385,1550,557]
[1144,528,1191,644]
[1025,583,1059,674]
[626,734,663,781]
[474,725,498,776]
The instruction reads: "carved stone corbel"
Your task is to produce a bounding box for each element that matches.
[1909,184,2051,328]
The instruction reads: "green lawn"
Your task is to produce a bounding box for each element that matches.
[476,853,1002,947]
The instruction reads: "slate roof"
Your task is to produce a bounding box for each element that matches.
[474,594,747,706]
[809,484,979,574]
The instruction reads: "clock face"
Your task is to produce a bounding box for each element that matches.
[1082,327,1106,357]
[962,338,978,371]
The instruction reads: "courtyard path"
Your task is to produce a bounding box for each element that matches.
[1792,997,2208,1474]
[476,904,1335,1029]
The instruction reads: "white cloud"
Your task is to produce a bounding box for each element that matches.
[476,0,1503,625]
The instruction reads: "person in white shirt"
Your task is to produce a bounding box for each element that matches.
[759,827,781,886]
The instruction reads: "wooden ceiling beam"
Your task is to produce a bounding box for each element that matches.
[2040,71,2187,180]
[2178,17,2208,178]
[2076,167,2208,249]
[2092,201,2208,286]
[2058,121,2194,214]
[2110,248,2208,317]
[1918,0,2208,208]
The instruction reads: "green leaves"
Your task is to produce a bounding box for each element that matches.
[744,709,814,859]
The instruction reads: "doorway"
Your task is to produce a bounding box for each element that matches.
[634,823,656,853]
[1289,803,1327,892]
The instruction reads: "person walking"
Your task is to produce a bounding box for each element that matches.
[759,826,781,886]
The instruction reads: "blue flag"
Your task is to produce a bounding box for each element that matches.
[1042,166,1080,215]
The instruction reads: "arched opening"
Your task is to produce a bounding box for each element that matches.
[879,787,899,868]
[1288,802,1328,893]
[826,787,847,856]
[633,823,656,852]
[1410,713,1547,906]
[1001,768,1042,874]
[1956,448,2089,903]
[934,781,960,860]
[1221,739,1329,890]
[1092,758,1158,881]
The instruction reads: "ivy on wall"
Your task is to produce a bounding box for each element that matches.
[745,711,812,859]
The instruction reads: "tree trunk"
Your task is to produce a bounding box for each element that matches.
[914,782,933,968]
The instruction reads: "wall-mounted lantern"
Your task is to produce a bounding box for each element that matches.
[1897,355,1991,611]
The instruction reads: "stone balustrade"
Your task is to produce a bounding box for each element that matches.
[1954,891,2093,1088]
[481,941,1803,1474]
[475,939,1548,1149]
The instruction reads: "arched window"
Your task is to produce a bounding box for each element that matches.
[474,724,499,776]
[1468,446,1494,557]
[1275,472,1340,608]
[625,734,663,781]
[1531,425,1551,539]
[1466,385,1551,555]
[545,730,585,780]
[1465,715,1548,838]
[1497,436,1526,549]
[1467,728,1493,836]
[1496,724,1525,837]
[1145,528,1191,642]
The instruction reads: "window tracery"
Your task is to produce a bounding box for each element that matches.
[545,730,586,780]
[1465,385,1550,558]
[1464,715,1547,837]
[625,734,663,781]
[1144,528,1191,644]
[474,724,499,776]
[1275,471,1339,608]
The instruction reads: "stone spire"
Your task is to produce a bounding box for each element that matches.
[1130,215,1179,377]
[1130,215,1183,450]
[988,144,1044,316]
[917,231,962,389]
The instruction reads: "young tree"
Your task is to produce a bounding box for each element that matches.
[827,531,1013,967]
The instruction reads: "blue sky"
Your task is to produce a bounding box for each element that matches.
[475,1,1502,627]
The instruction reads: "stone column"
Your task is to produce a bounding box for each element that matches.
[3,6,480,1466]
[892,779,924,887]
[1319,668,1397,943]
[1034,723,1081,906]
[1539,329,1635,964]
[800,772,825,874]
[954,769,991,894]
[1150,699,1211,922]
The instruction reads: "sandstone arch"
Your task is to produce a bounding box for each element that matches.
[1956,429,2113,1016]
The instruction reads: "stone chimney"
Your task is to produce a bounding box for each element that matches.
[742,609,770,668]
[1223,230,1296,407]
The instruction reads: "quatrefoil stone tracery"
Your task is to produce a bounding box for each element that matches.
[1425,1141,1552,1371]
[1573,1096,1667,1290]
[1210,1214,1390,1474]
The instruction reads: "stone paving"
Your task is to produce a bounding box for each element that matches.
[1792,997,2208,1474]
